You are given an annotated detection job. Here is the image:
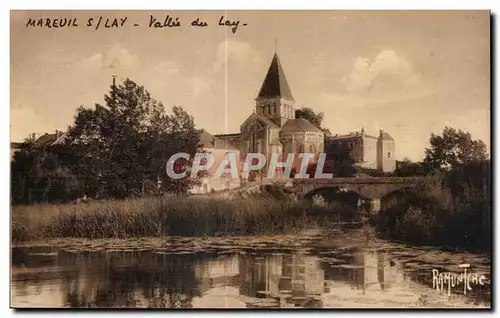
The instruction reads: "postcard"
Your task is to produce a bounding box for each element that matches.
[10,10,491,309]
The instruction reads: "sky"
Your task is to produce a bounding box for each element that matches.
[10,10,490,161]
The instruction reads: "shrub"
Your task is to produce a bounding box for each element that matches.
[376,164,491,253]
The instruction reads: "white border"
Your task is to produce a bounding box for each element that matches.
[2,1,498,317]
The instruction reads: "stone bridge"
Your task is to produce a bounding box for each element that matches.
[292,177,425,213]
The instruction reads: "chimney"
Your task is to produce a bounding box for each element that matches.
[31,133,36,141]
[112,75,116,87]
[379,129,384,137]
[55,130,59,137]
[361,127,365,135]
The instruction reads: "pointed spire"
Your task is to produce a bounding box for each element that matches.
[256,52,295,101]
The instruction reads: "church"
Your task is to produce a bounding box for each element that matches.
[192,50,396,193]
[215,52,325,177]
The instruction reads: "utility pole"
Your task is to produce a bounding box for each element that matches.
[112,75,117,106]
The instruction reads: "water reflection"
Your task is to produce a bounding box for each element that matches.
[11,246,490,308]
[322,250,402,295]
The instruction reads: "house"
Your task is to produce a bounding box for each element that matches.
[10,142,22,161]
[190,129,241,194]
[325,128,396,173]
[30,130,67,149]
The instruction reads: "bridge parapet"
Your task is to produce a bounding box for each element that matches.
[293,177,424,185]
[293,177,425,200]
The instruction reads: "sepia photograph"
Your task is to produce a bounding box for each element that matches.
[9,10,491,309]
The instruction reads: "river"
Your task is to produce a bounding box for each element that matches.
[10,227,490,309]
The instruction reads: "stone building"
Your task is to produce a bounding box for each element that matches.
[215,52,324,176]
[190,129,241,194]
[325,128,396,173]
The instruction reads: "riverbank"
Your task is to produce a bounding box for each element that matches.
[375,172,491,254]
[11,194,360,242]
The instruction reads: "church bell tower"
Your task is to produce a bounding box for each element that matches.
[255,52,295,127]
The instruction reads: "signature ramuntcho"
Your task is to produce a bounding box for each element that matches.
[432,264,488,296]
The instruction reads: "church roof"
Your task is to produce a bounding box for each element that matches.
[256,53,295,101]
[280,118,323,133]
[256,114,280,128]
[240,112,280,131]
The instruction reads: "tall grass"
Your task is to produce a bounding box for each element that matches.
[11,195,351,242]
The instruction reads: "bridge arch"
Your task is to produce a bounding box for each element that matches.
[304,186,365,221]
[381,187,415,200]
[380,187,415,211]
[293,177,424,215]
[305,186,364,203]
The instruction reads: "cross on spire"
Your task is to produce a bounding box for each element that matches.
[274,38,278,53]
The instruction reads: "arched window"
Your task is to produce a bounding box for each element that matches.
[273,103,277,115]
[388,152,392,158]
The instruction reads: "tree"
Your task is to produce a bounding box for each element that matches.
[11,138,81,204]
[295,107,331,136]
[11,140,39,204]
[393,157,427,177]
[66,78,200,198]
[11,78,201,203]
[156,107,201,195]
[424,126,488,171]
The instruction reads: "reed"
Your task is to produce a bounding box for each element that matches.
[11,195,348,242]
